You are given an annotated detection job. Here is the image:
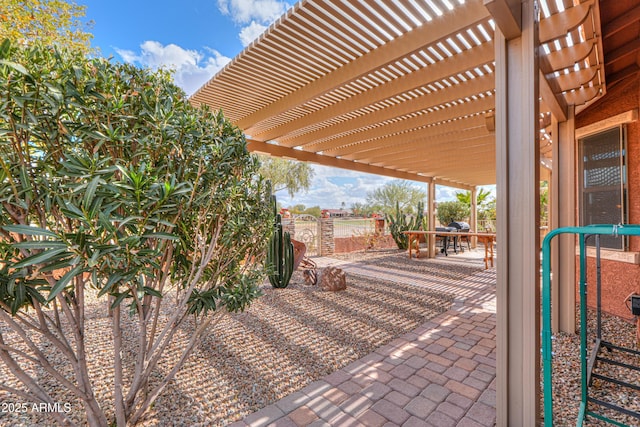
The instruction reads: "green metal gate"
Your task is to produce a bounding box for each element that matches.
[542,224,640,426]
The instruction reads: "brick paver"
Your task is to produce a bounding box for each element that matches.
[234,254,496,426]
[288,406,318,426]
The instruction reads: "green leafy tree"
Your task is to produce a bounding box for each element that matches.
[455,188,493,208]
[289,204,306,214]
[258,156,314,198]
[350,202,375,217]
[0,0,93,53]
[303,206,321,217]
[0,41,271,426]
[540,181,549,226]
[366,180,426,215]
[455,188,496,226]
[480,197,496,221]
[436,201,471,226]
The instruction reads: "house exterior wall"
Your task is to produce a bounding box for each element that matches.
[575,76,640,321]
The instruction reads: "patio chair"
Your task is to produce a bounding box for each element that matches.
[291,239,318,285]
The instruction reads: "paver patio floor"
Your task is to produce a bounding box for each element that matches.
[231,252,497,427]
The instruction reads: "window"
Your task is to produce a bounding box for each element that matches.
[579,126,627,250]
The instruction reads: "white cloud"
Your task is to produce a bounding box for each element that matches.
[217,0,289,24]
[217,0,291,46]
[115,41,231,96]
[436,186,459,201]
[277,165,394,209]
[239,21,268,46]
[275,164,480,209]
[115,48,138,63]
[277,181,362,210]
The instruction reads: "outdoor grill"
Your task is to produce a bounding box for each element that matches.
[447,221,470,231]
[434,222,471,255]
[436,226,455,233]
[448,221,471,252]
[435,226,456,255]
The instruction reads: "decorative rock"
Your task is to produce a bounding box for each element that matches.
[320,266,347,291]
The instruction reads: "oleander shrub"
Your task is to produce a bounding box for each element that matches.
[0,39,271,426]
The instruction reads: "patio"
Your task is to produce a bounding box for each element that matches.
[232,249,497,427]
[231,248,640,427]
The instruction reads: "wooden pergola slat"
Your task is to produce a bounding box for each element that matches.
[190,0,604,189]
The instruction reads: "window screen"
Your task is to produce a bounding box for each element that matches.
[579,126,627,250]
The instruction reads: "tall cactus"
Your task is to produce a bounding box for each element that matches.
[388,201,424,250]
[266,195,294,288]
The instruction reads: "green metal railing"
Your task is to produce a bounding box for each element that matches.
[542,224,640,427]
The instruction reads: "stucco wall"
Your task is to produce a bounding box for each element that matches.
[581,258,639,321]
[575,76,640,320]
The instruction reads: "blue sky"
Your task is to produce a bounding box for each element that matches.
[79,0,474,209]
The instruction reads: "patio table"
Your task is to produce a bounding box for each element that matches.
[403,230,497,269]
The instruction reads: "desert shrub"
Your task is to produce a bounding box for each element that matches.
[0,40,271,426]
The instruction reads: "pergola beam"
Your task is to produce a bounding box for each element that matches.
[539,68,568,121]
[544,39,597,73]
[539,1,593,44]
[551,66,600,93]
[390,153,496,170]
[483,0,521,40]
[563,85,602,105]
[397,165,496,178]
[247,139,475,191]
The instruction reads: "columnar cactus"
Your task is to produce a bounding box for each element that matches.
[267,195,294,288]
[388,201,424,250]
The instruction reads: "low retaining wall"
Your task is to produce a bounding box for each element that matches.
[334,234,397,253]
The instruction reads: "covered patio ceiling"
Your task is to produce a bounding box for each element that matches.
[190,0,605,190]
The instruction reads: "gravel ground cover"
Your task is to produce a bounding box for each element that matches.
[550,308,640,426]
[0,254,455,427]
[3,247,636,426]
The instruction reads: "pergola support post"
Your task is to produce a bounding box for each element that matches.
[471,187,478,248]
[494,0,541,425]
[551,108,577,333]
[428,181,437,258]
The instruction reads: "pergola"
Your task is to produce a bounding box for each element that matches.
[191,0,603,189]
[190,0,640,424]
